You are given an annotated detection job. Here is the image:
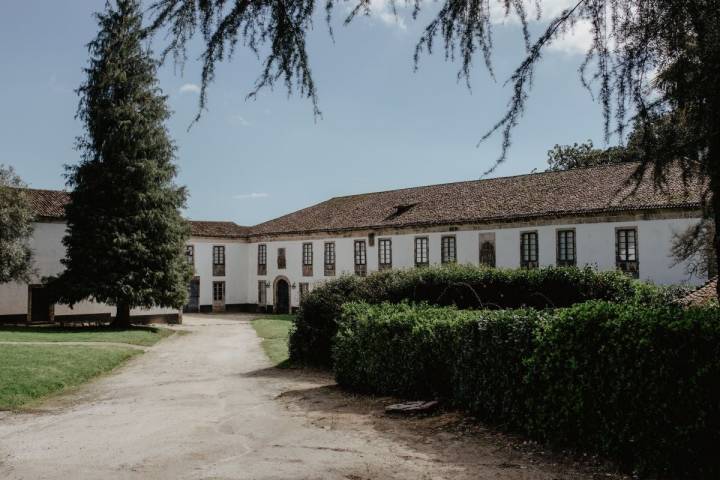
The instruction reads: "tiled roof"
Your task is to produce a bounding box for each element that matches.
[19,188,250,239]
[22,188,70,219]
[250,162,703,236]
[188,220,250,238]
[679,277,718,307]
[18,162,704,238]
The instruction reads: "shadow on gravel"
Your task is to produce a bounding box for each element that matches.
[249,364,633,480]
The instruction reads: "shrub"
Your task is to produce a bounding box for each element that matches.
[291,264,675,365]
[526,301,720,478]
[334,301,720,478]
[334,302,544,425]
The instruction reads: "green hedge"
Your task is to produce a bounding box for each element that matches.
[290,264,690,365]
[333,301,720,478]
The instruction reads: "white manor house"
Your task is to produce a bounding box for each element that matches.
[0,162,708,323]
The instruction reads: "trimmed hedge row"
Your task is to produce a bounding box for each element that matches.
[289,264,691,365]
[333,301,720,478]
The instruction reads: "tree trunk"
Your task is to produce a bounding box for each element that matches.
[113,301,131,328]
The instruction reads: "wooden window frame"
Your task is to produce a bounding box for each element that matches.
[212,245,226,276]
[378,238,392,270]
[520,231,539,269]
[441,235,457,264]
[213,281,226,301]
[479,241,496,267]
[556,229,577,267]
[277,247,286,270]
[257,244,267,276]
[299,282,310,302]
[414,236,429,267]
[258,280,267,305]
[324,242,336,276]
[302,243,313,276]
[616,227,639,278]
[354,240,367,276]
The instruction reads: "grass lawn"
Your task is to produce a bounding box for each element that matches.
[251,314,295,367]
[0,344,140,410]
[0,325,174,346]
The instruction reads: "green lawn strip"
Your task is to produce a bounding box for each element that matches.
[0,325,174,346]
[251,315,295,366]
[0,344,141,410]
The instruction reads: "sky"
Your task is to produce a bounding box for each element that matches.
[0,0,609,226]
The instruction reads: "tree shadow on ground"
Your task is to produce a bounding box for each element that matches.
[242,364,631,480]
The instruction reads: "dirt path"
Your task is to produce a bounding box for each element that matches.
[0,314,623,480]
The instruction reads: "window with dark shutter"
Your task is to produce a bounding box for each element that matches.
[324,242,336,276]
[616,228,639,278]
[302,243,313,276]
[378,239,392,270]
[479,241,495,267]
[520,232,538,269]
[441,236,457,264]
[556,230,576,267]
[258,281,266,305]
[277,248,286,269]
[257,244,267,275]
[354,240,367,276]
[414,237,429,267]
[213,246,225,276]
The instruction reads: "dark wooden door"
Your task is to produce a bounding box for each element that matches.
[184,277,200,313]
[276,280,290,314]
[30,286,52,323]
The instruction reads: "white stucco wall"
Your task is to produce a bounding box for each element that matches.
[186,238,249,307]
[246,216,706,309]
[0,221,178,318]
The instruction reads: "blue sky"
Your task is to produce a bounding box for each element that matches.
[0,1,609,226]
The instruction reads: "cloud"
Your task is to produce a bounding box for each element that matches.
[348,0,408,31]
[547,20,594,54]
[233,192,270,200]
[179,83,201,94]
[229,114,252,127]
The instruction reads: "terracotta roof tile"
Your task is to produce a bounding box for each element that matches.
[19,188,250,239]
[22,188,70,219]
[188,220,250,238]
[250,162,704,236]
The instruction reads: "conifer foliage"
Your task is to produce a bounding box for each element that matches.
[51,0,192,326]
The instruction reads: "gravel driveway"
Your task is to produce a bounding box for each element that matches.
[0,314,622,480]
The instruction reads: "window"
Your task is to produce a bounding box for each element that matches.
[299,282,310,302]
[378,238,392,270]
[213,281,225,302]
[212,246,225,276]
[302,243,313,276]
[520,232,539,269]
[257,244,267,275]
[441,236,457,264]
[616,228,639,278]
[368,233,375,247]
[324,242,336,276]
[415,237,429,267]
[354,240,367,276]
[186,245,194,267]
[479,241,496,267]
[556,230,576,267]
[277,248,286,269]
[258,281,267,305]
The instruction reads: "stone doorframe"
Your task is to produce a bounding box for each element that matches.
[273,275,291,313]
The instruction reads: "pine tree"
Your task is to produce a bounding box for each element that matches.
[51,0,192,326]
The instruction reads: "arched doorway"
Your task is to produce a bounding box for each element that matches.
[274,277,290,314]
